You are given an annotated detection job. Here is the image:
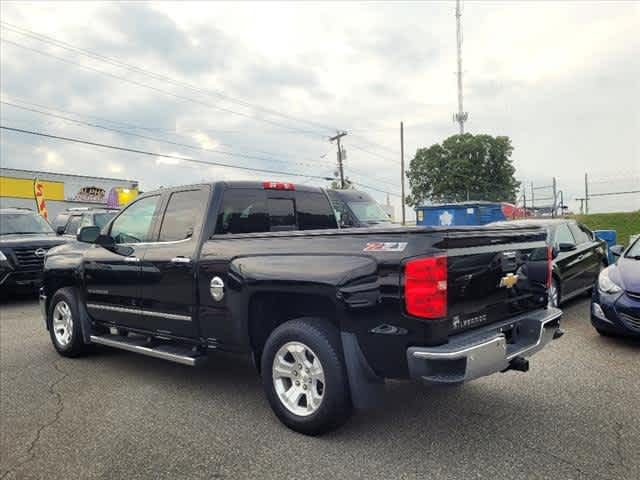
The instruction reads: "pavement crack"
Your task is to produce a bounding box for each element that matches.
[1,361,68,480]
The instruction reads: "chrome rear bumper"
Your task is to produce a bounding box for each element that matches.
[407,307,562,384]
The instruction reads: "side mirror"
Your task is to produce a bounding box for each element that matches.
[55,225,65,235]
[610,245,624,259]
[558,242,577,253]
[76,226,100,243]
[551,246,559,259]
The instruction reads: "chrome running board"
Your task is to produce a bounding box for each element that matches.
[90,334,206,366]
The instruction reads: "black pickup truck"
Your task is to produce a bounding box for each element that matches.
[41,181,562,435]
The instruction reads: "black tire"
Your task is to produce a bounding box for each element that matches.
[48,287,89,357]
[261,318,352,435]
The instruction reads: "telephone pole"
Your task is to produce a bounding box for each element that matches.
[400,121,406,225]
[453,0,468,134]
[330,131,347,189]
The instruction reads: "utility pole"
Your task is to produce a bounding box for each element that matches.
[584,172,589,214]
[522,186,527,217]
[552,177,557,218]
[400,121,406,225]
[531,182,535,211]
[330,131,347,188]
[453,0,468,134]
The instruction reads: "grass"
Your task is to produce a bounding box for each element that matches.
[572,211,640,247]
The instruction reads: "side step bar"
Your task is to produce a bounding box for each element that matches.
[90,334,206,366]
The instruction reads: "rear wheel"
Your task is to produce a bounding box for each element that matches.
[48,288,88,357]
[261,318,352,435]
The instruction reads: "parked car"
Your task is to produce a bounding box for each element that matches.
[52,207,118,238]
[40,181,561,435]
[490,219,607,307]
[591,237,640,337]
[0,208,68,292]
[326,189,393,227]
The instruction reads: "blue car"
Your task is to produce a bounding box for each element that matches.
[591,237,640,337]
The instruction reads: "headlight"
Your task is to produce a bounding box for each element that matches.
[598,268,622,295]
[0,250,7,261]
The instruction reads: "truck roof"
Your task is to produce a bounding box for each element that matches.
[142,181,326,196]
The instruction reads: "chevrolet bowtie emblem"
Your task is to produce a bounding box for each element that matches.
[500,273,519,289]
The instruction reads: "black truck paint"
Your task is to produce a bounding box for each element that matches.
[40,181,562,434]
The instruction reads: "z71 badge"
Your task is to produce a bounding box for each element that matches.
[363,242,407,252]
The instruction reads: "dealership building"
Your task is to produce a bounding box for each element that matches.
[0,167,139,219]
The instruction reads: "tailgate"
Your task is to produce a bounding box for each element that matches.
[443,226,549,333]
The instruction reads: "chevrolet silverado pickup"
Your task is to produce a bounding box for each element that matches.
[40,181,562,435]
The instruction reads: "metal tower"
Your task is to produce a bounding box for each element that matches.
[454,0,468,134]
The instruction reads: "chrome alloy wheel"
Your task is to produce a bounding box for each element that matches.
[272,341,325,416]
[52,300,73,347]
[548,281,559,308]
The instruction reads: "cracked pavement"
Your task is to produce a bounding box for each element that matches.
[1,296,638,479]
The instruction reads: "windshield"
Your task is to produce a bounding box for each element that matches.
[347,201,391,223]
[0,213,54,235]
[94,212,116,229]
[625,238,640,258]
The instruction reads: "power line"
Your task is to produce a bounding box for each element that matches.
[1,124,402,197]
[1,22,402,157]
[0,37,327,138]
[0,20,339,135]
[0,100,333,170]
[2,98,399,190]
[0,125,335,181]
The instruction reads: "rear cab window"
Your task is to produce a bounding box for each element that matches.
[214,186,337,235]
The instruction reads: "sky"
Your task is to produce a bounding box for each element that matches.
[0,0,638,217]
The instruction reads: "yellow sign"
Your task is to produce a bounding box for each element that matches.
[499,273,519,289]
[33,178,49,220]
[0,176,64,200]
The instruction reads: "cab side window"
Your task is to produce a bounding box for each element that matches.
[555,223,576,247]
[110,195,160,244]
[158,189,207,242]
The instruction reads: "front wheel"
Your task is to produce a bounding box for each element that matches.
[48,288,88,357]
[261,318,352,435]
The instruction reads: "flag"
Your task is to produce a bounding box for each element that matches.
[33,178,49,220]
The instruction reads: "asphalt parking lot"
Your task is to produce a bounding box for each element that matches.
[1,296,638,480]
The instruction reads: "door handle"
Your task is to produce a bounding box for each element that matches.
[124,256,140,263]
[576,254,585,261]
[171,256,192,264]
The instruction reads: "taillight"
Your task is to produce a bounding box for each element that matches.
[547,245,553,289]
[404,255,447,319]
[263,181,295,191]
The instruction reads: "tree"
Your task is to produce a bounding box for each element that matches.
[405,133,520,206]
[328,169,354,190]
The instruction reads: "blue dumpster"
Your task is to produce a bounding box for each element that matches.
[594,230,617,264]
[415,202,507,227]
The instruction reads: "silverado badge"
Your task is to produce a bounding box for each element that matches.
[499,273,519,289]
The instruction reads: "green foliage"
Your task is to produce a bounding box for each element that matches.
[573,211,640,247]
[405,133,520,206]
[328,170,354,190]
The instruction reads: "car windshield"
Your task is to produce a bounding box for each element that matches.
[347,201,391,224]
[94,212,116,228]
[0,213,54,235]
[625,238,640,258]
